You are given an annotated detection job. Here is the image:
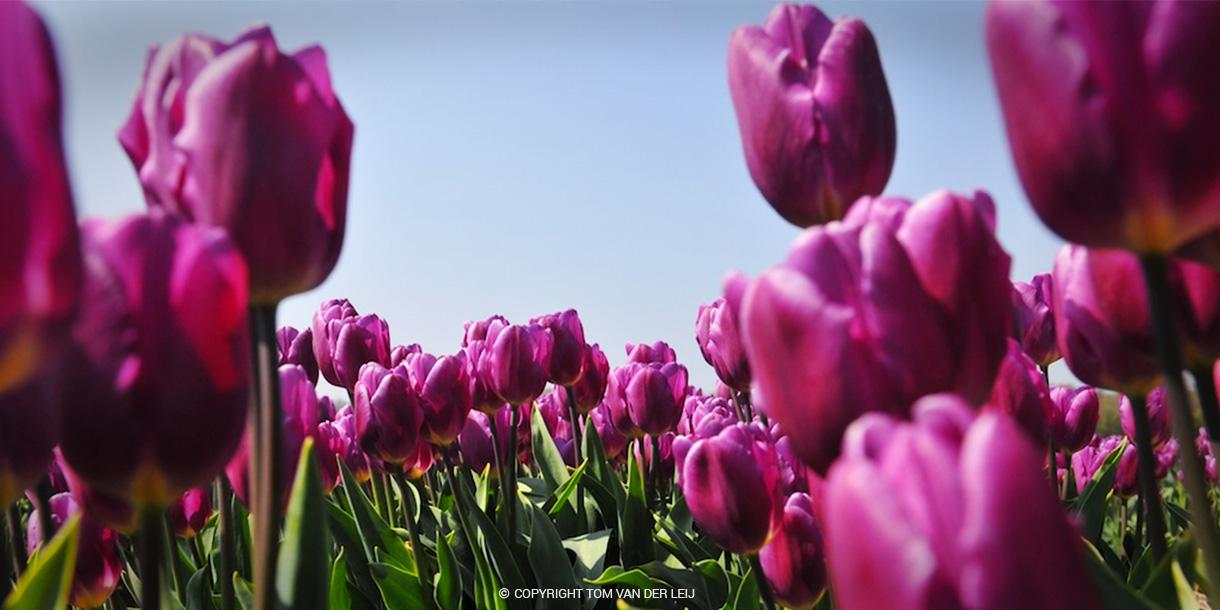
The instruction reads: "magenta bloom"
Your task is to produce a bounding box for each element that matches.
[52,449,135,533]
[1071,435,1124,495]
[226,365,319,508]
[759,493,827,610]
[1120,388,1172,449]
[987,0,1220,254]
[589,403,628,460]
[277,325,318,385]
[985,339,1053,445]
[169,487,213,539]
[727,3,895,227]
[1197,428,1217,483]
[1011,274,1059,367]
[624,341,676,365]
[312,299,391,392]
[317,405,371,490]
[60,212,248,508]
[119,25,352,304]
[825,394,1099,610]
[353,362,423,465]
[538,391,576,467]
[458,404,531,475]
[463,315,509,347]
[403,350,472,446]
[390,343,422,368]
[681,422,781,554]
[484,324,550,406]
[695,297,751,393]
[27,493,122,609]
[463,341,506,415]
[570,343,609,414]
[1049,385,1100,453]
[740,190,1011,472]
[0,1,81,397]
[531,310,586,387]
[625,362,689,437]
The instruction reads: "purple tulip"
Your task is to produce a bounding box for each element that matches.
[312,299,391,392]
[277,325,319,384]
[226,365,319,508]
[53,449,135,533]
[739,190,1011,472]
[1011,274,1059,367]
[985,339,1053,445]
[531,310,586,387]
[987,0,1220,254]
[169,487,213,538]
[624,341,676,365]
[404,350,472,446]
[677,394,736,439]
[1071,435,1124,495]
[759,493,828,610]
[0,1,81,397]
[462,341,506,415]
[538,390,576,467]
[695,297,751,393]
[390,343,422,368]
[570,343,609,414]
[825,394,1099,610]
[60,212,248,508]
[463,315,509,347]
[633,433,675,481]
[589,403,627,460]
[1112,438,1178,497]
[484,324,550,406]
[681,422,781,554]
[27,493,122,608]
[119,25,353,304]
[1197,428,1217,483]
[317,405,371,489]
[458,404,531,475]
[353,362,423,465]
[625,362,689,437]
[1120,388,1172,449]
[727,3,895,227]
[1178,260,1220,367]
[1050,385,1100,453]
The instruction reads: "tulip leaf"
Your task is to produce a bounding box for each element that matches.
[3,516,79,610]
[583,417,624,507]
[433,532,461,610]
[339,459,415,573]
[278,438,331,610]
[532,407,571,495]
[1073,439,1125,543]
[186,568,217,610]
[527,504,580,598]
[370,553,425,610]
[330,548,352,610]
[472,547,508,610]
[619,449,655,567]
[733,566,761,610]
[585,566,661,590]
[326,501,383,610]
[547,459,589,516]
[1084,541,1162,610]
[467,502,528,595]
[233,575,255,610]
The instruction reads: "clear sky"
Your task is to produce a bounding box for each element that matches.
[35,0,1071,391]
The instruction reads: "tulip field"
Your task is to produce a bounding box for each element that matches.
[6,1,1220,610]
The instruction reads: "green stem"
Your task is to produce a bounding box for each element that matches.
[564,387,587,529]
[1128,393,1169,561]
[216,477,236,610]
[163,515,188,596]
[1141,254,1220,603]
[440,447,476,554]
[5,504,24,577]
[398,475,432,606]
[138,508,164,610]
[250,303,283,610]
[747,554,777,610]
[507,405,521,544]
[486,412,509,532]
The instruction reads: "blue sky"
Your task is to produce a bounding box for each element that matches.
[36,1,1070,390]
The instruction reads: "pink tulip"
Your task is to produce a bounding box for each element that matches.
[1120,388,1172,449]
[27,493,122,608]
[1049,386,1100,453]
[985,339,1053,445]
[531,310,586,387]
[226,365,319,508]
[570,343,610,415]
[277,325,319,385]
[681,422,782,554]
[695,297,751,393]
[1011,274,1059,367]
[169,487,213,538]
[403,350,472,446]
[353,362,423,465]
[312,299,392,392]
[759,493,828,610]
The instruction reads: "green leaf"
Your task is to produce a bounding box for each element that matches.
[370,556,425,610]
[467,504,527,593]
[433,532,461,610]
[326,501,382,610]
[586,566,661,590]
[1171,561,1200,610]
[4,516,80,610]
[472,549,508,610]
[278,438,331,610]
[528,505,580,602]
[583,417,624,508]
[1073,439,1126,543]
[619,449,655,567]
[732,566,761,610]
[1084,541,1161,610]
[186,568,217,610]
[532,406,571,495]
[233,575,255,610]
[547,459,589,517]
[339,459,415,572]
[330,548,352,610]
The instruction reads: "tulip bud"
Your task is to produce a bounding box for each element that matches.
[570,343,609,414]
[531,310,586,386]
[624,341,676,365]
[119,25,353,304]
[484,324,549,406]
[825,394,1099,610]
[353,362,423,465]
[987,0,1220,254]
[985,339,1053,444]
[169,487,213,539]
[312,299,392,392]
[695,297,751,392]
[316,405,371,490]
[1120,388,1172,449]
[458,404,530,475]
[589,403,627,460]
[277,325,318,384]
[27,493,122,608]
[1070,435,1124,495]
[1049,385,1100,453]
[727,3,895,227]
[681,422,782,554]
[759,493,828,610]
[1011,274,1059,367]
[60,212,248,508]
[404,351,472,446]
[226,365,318,508]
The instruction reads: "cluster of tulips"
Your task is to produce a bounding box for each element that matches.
[5,0,1220,609]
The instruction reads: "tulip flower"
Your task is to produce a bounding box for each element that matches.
[625,341,676,365]
[825,394,1099,610]
[118,25,353,303]
[0,379,61,509]
[1050,385,1100,453]
[27,493,122,608]
[390,343,422,368]
[774,434,820,498]
[59,212,248,508]
[985,339,1053,444]
[531,310,586,386]
[1197,428,1217,483]
[484,323,550,406]
[401,442,434,479]
[462,315,509,347]
[463,341,506,415]
[739,190,1011,472]
[570,343,609,414]
[277,325,319,384]
[538,391,576,467]
[987,0,1220,254]
[312,299,392,392]
[759,493,828,610]
[695,297,751,393]
[403,350,472,446]
[1121,388,1172,449]
[169,487,213,538]
[625,362,689,437]
[677,395,736,439]
[353,362,423,465]
[0,1,82,398]
[51,449,135,533]
[727,3,896,227]
[1011,274,1059,367]
[588,403,628,460]
[316,405,371,490]
[226,365,319,508]
[458,404,531,475]
[633,432,675,480]
[680,422,782,554]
